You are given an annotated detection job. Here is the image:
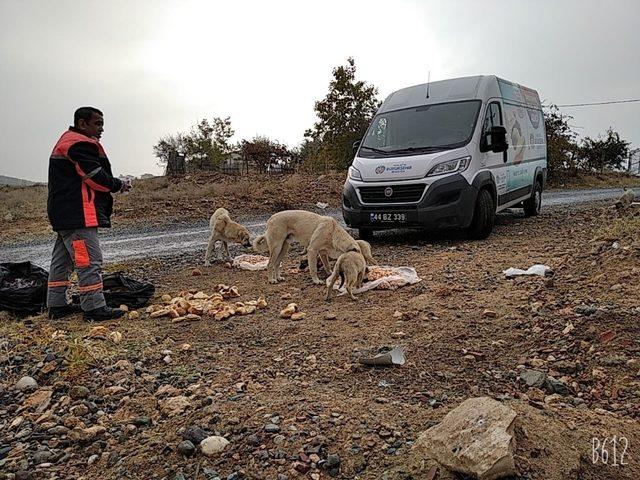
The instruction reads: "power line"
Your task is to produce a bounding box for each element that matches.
[556,98,640,107]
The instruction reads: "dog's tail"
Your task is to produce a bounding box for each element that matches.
[328,255,345,288]
[252,234,268,253]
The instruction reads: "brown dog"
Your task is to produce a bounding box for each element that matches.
[299,239,376,271]
[325,251,367,301]
[204,208,251,265]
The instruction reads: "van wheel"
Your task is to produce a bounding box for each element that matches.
[468,189,495,239]
[358,228,374,240]
[523,180,542,217]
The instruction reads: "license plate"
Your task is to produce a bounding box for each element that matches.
[369,212,407,223]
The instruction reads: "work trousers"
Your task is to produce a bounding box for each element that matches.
[46,227,106,311]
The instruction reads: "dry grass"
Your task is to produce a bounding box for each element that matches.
[548,171,640,190]
[0,184,48,221]
[596,212,640,240]
[61,337,96,377]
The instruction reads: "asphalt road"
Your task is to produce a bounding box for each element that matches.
[1,187,636,269]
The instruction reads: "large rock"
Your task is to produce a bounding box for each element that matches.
[414,397,517,480]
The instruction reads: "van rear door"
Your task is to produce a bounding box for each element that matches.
[498,79,546,207]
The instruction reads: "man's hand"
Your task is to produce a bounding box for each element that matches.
[119,178,132,193]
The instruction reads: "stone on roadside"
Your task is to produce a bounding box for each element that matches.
[177,440,196,457]
[69,425,106,443]
[324,453,341,476]
[264,423,281,434]
[15,376,38,391]
[200,436,230,456]
[183,426,209,445]
[160,396,191,417]
[519,369,547,388]
[414,396,517,480]
[545,377,574,396]
[69,385,90,400]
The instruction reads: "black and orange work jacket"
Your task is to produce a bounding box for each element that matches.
[47,128,123,231]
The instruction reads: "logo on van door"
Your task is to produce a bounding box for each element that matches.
[375,166,386,174]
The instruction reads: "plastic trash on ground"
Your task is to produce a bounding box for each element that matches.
[503,264,553,278]
[332,265,421,294]
[232,254,269,271]
[359,346,406,366]
[0,262,48,314]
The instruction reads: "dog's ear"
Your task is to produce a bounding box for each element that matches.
[213,215,228,234]
[241,231,251,246]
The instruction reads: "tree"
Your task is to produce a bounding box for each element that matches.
[580,128,630,173]
[543,105,579,177]
[153,133,186,175]
[154,117,235,174]
[184,117,235,171]
[304,57,379,171]
[296,137,321,167]
[240,136,292,173]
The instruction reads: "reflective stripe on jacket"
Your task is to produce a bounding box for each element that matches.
[47,128,122,231]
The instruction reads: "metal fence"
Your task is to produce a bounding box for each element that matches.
[219,162,297,175]
[628,148,640,175]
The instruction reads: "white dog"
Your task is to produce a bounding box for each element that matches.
[252,210,360,284]
[204,208,251,266]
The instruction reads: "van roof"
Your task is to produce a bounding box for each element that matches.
[378,75,539,113]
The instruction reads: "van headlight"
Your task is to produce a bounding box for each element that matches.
[426,156,471,177]
[348,166,363,181]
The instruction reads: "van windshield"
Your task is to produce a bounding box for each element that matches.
[359,100,481,157]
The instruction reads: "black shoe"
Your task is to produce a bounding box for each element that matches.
[83,306,125,322]
[48,304,82,319]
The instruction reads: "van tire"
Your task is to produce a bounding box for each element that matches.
[523,180,542,217]
[358,228,374,240]
[468,189,495,240]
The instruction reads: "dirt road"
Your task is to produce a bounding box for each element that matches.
[1,187,636,269]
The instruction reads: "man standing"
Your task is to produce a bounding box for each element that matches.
[47,107,130,321]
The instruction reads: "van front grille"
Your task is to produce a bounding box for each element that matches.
[359,184,426,204]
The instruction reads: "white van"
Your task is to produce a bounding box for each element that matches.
[342,75,547,239]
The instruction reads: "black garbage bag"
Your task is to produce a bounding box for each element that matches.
[0,262,48,314]
[101,272,155,309]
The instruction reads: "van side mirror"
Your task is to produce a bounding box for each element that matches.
[481,126,508,153]
[352,140,361,153]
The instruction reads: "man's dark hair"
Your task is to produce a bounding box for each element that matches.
[74,107,103,126]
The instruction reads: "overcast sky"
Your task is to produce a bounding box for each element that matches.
[1,0,639,181]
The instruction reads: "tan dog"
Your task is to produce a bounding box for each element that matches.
[615,187,635,210]
[204,208,251,266]
[253,210,360,284]
[325,251,367,301]
[299,239,377,271]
